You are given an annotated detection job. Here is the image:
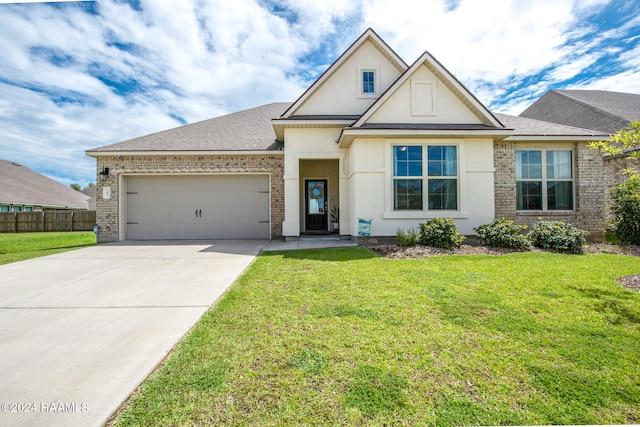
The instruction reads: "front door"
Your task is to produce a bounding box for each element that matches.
[305,179,328,232]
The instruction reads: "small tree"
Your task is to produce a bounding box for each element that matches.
[589,122,640,243]
[588,121,640,164]
[70,183,81,191]
[609,171,640,244]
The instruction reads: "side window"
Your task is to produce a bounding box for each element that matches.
[516,149,574,211]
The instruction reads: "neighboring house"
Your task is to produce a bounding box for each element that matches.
[520,89,640,134]
[521,89,640,209]
[81,185,97,210]
[87,29,608,243]
[0,159,89,212]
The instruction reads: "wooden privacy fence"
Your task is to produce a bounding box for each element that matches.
[0,211,96,233]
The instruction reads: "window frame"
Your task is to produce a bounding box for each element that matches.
[392,144,459,212]
[357,66,380,98]
[516,148,575,212]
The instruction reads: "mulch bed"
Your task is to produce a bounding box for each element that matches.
[617,274,640,292]
[368,243,640,292]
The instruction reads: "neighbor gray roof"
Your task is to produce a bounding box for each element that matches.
[520,90,640,134]
[0,159,89,209]
[88,102,291,153]
[494,113,608,137]
[81,185,96,199]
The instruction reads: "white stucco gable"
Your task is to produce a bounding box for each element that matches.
[280,28,407,118]
[353,51,504,127]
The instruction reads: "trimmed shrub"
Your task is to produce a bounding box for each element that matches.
[528,219,589,253]
[474,218,532,250]
[610,173,640,245]
[396,227,418,246]
[418,218,465,248]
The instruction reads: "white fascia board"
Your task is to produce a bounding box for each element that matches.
[272,119,355,142]
[272,119,356,126]
[338,128,514,147]
[86,150,284,157]
[503,135,609,141]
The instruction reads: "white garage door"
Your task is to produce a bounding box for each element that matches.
[125,175,270,240]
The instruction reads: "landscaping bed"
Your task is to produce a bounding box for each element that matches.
[368,242,640,259]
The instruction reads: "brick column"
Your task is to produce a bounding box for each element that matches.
[575,142,605,241]
[493,141,516,220]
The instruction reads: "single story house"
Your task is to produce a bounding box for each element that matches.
[521,89,640,207]
[87,28,608,243]
[0,159,89,212]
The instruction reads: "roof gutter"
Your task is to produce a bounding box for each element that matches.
[86,150,284,158]
[503,135,609,141]
[337,128,514,148]
[271,119,357,142]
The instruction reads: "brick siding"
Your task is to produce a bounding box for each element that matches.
[94,154,284,242]
[493,142,606,241]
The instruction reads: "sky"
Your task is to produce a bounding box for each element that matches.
[0,0,639,187]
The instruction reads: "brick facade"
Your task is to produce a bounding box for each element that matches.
[493,141,517,220]
[94,154,284,242]
[493,141,606,241]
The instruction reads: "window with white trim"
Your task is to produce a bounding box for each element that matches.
[393,145,458,210]
[362,71,375,94]
[516,149,574,210]
[358,67,379,98]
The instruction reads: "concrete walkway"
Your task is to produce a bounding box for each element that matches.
[0,240,265,427]
[0,237,356,427]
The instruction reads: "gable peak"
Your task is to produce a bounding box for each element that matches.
[280,28,408,118]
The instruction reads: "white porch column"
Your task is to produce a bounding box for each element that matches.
[282,157,300,237]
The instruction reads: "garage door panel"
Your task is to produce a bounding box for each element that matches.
[126,175,269,240]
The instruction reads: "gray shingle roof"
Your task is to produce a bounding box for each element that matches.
[87,101,606,155]
[0,159,89,209]
[88,102,291,153]
[495,113,608,137]
[520,90,640,134]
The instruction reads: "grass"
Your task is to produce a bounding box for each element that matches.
[0,232,96,265]
[113,248,640,426]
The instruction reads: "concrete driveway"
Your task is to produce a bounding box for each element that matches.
[0,240,265,427]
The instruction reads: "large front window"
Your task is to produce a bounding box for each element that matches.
[516,149,573,210]
[393,145,458,210]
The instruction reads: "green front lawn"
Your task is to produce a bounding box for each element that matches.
[114,248,640,426]
[0,232,96,265]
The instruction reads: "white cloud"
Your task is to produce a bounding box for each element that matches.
[0,0,638,186]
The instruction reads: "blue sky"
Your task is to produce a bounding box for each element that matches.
[0,0,639,187]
